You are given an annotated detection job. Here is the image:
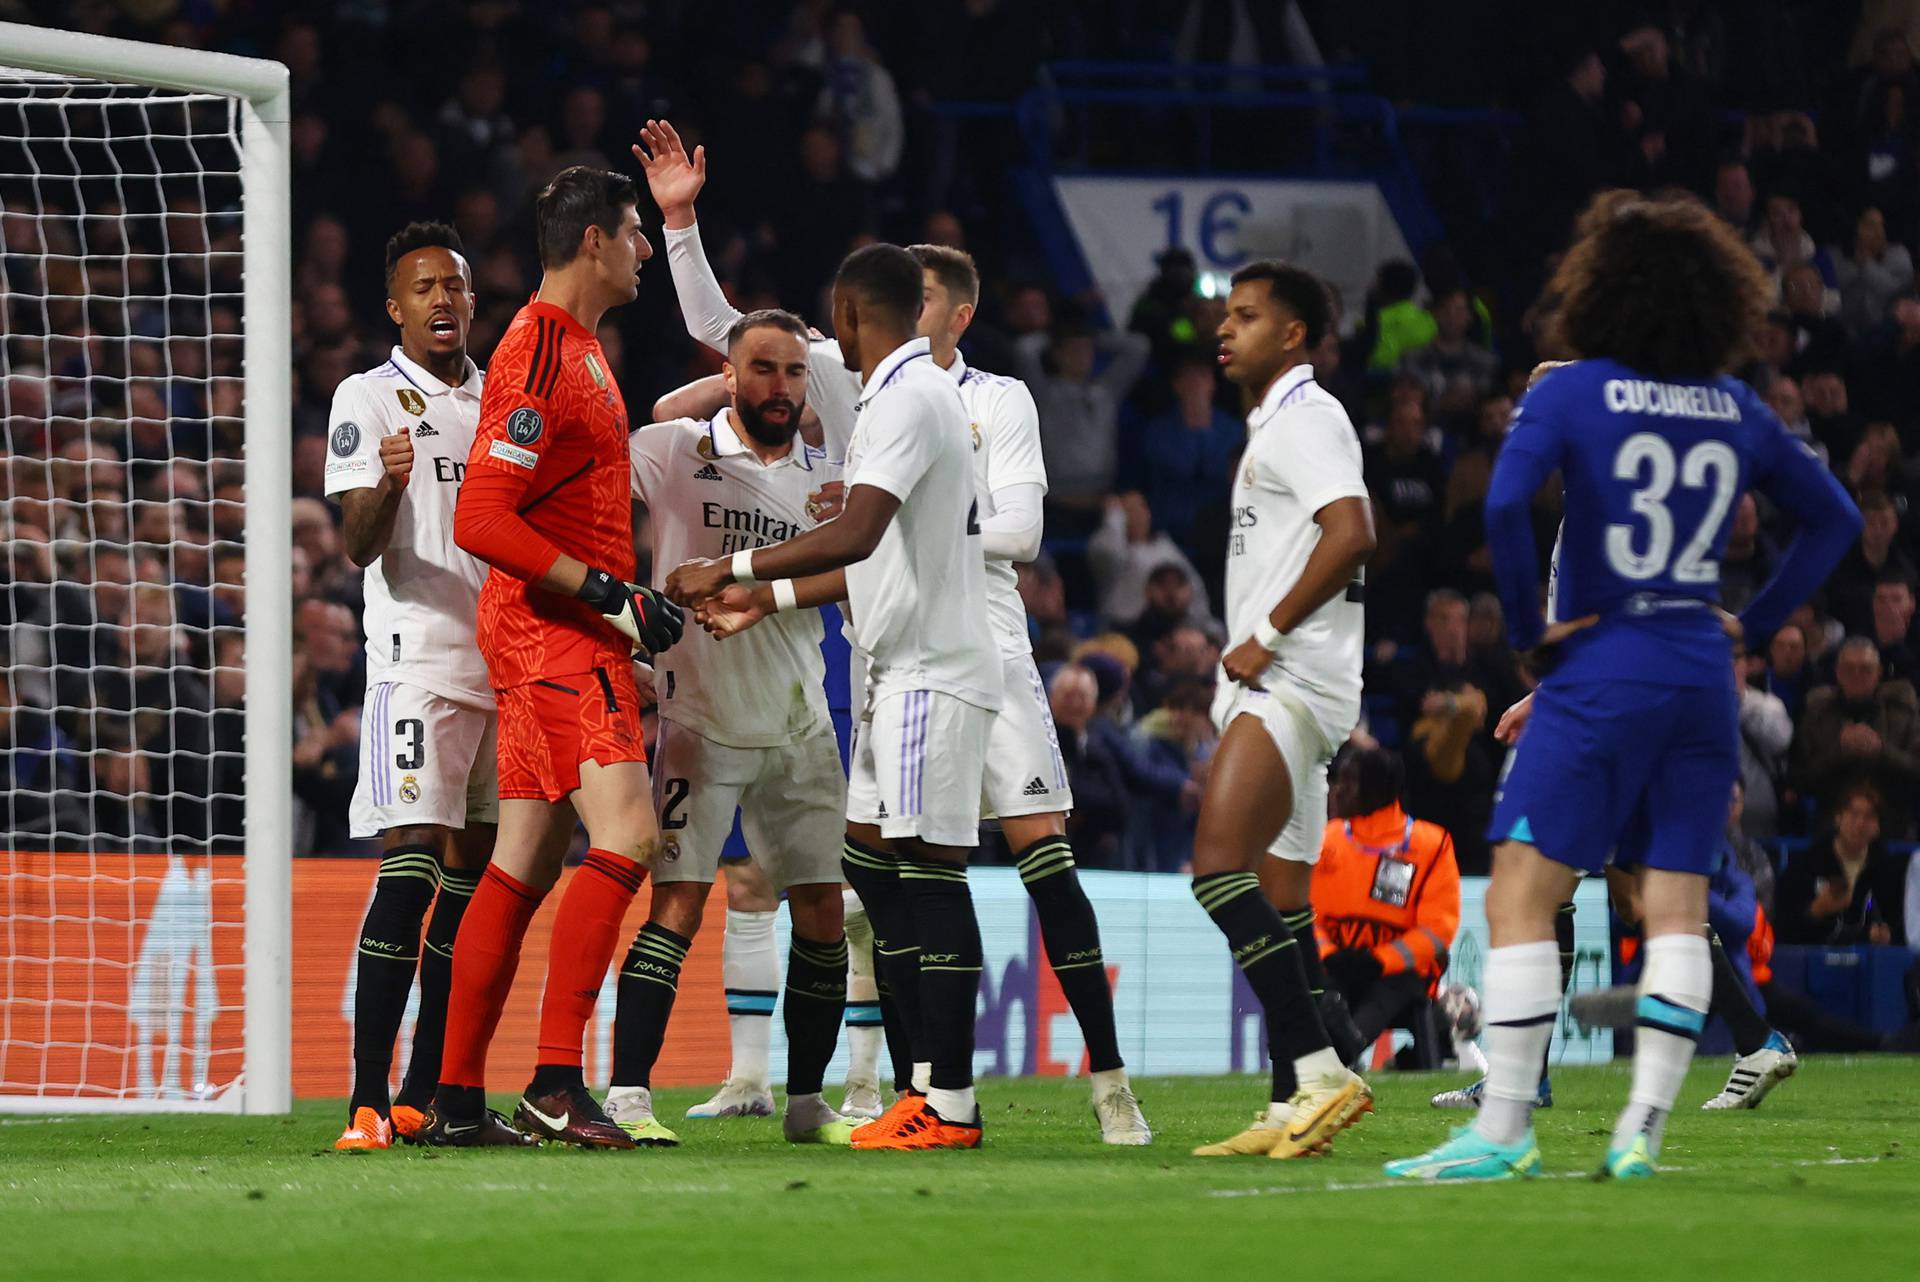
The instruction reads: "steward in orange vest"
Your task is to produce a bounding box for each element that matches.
[1312,747,1462,1046]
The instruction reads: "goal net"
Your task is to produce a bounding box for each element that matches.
[0,25,290,1113]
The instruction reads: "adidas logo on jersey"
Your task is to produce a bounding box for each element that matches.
[1022,777,1049,797]
[875,801,888,819]
[693,463,722,481]
[413,421,438,437]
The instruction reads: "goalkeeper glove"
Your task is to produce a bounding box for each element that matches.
[577,568,684,655]
[1325,947,1384,991]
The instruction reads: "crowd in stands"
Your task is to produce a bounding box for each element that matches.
[2,2,1919,965]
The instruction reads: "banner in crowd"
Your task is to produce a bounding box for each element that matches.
[1051,176,1415,328]
[2,855,1611,1103]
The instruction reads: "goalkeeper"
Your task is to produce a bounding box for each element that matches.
[420,164,683,1150]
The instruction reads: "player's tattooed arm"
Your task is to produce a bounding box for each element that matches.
[339,430,415,567]
[665,484,899,605]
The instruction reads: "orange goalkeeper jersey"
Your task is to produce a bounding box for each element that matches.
[460,299,636,689]
[1311,803,1461,987]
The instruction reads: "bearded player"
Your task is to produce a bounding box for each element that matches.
[602,308,857,1147]
[418,165,684,1149]
[638,121,1147,1143]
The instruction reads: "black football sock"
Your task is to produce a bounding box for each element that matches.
[842,838,922,1092]
[783,933,849,1096]
[899,857,983,1096]
[396,864,480,1110]
[1194,871,1329,1102]
[1708,928,1772,1057]
[1015,837,1124,1073]
[1281,905,1366,1065]
[609,920,692,1089]
[1536,898,1578,1084]
[350,844,440,1116]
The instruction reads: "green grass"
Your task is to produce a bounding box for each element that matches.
[4,1061,1917,1281]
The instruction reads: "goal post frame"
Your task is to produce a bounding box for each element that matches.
[0,22,292,1115]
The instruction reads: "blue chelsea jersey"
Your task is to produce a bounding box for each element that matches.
[1486,358,1859,688]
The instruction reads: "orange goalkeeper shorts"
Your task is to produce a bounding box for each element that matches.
[496,664,647,802]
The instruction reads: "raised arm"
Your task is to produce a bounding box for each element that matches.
[633,118,741,354]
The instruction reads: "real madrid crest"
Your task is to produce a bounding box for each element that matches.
[696,435,717,460]
[660,834,680,863]
[1242,458,1255,487]
[396,388,426,416]
[399,775,421,804]
[970,422,982,451]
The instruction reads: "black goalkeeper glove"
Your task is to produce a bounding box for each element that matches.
[577,568,684,655]
[1324,948,1383,992]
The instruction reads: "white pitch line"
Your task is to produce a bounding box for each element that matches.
[1205,1154,1893,1198]
[0,1116,79,1126]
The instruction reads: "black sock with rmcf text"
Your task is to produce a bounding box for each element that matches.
[842,838,922,1092]
[1194,871,1329,1101]
[1015,836,1123,1073]
[609,921,692,1089]
[351,845,439,1116]
[899,857,982,1094]
[784,934,849,1096]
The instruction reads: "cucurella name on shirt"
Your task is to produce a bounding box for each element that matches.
[1600,379,1742,421]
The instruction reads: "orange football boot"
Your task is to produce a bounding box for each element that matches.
[389,1104,428,1141]
[334,1106,393,1151]
[857,1103,982,1151]
[849,1091,927,1149]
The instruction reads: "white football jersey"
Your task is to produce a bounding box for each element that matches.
[948,351,1047,658]
[1224,363,1368,742]
[323,347,492,707]
[843,338,1002,712]
[806,336,861,462]
[630,412,841,748]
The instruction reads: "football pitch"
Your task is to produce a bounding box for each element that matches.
[4,1061,1915,1281]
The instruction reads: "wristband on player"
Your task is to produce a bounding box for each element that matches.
[770,578,799,613]
[576,567,621,611]
[1254,616,1284,651]
[730,548,757,585]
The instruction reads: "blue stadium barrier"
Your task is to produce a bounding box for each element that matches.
[1769,945,1914,1034]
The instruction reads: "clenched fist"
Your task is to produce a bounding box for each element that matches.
[379,430,415,489]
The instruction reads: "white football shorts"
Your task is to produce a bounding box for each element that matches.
[648,719,846,887]
[981,654,1072,819]
[1210,676,1335,864]
[847,688,991,848]
[350,682,498,838]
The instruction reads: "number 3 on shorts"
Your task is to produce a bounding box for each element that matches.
[395,717,425,771]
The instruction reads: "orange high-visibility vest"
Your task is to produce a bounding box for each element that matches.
[1311,803,1461,989]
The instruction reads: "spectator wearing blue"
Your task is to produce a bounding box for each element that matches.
[1131,677,1214,873]
[1121,353,1244,555]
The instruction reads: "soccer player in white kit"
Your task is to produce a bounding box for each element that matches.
[668,244,1002,1151]
[906,244,1150,1145]
[1190,261,1378,1160]
[634,120,1150,1142]
[602,309,856,1148]
[322,223,496,1150]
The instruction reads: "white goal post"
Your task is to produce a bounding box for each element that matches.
[0,22,290,1113]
